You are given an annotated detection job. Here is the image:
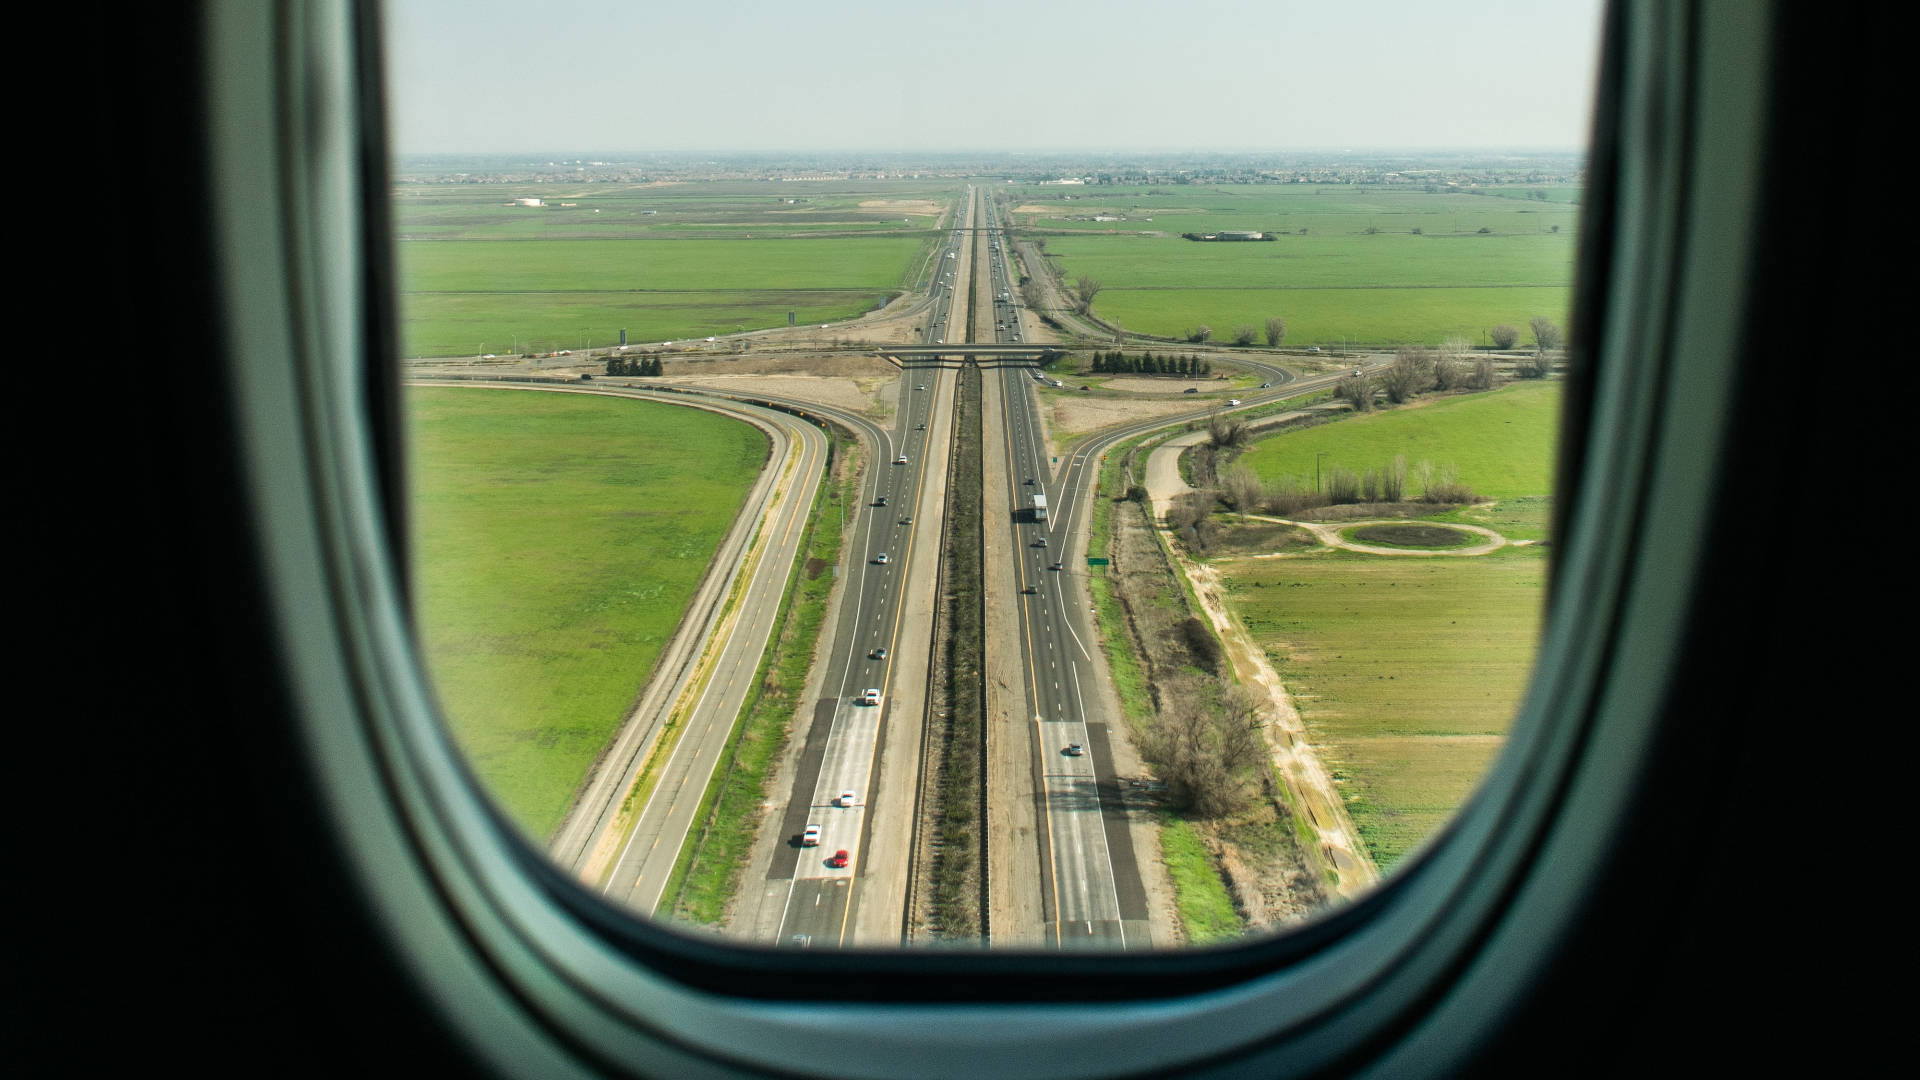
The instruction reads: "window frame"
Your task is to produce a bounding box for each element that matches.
[202,0,1785,1074]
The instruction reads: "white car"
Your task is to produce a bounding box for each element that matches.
[858,688,881,706]
[874,552,889,564]
[705,336,716,342]
[838,790,858,807]
[1228,399,1242,406]
[802,824,821,846]
[895,455,908,465]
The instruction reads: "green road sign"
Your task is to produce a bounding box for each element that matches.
[1086,557,1110,566]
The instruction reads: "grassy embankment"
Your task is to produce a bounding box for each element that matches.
[1215,381,1561,869]
[663,424,860,925]
[1084,433,1244,943]
[1010,184,1578,346]
[407,388,767,841]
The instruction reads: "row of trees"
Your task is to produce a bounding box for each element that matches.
[605,356,664,376]
[1219,458,1476,518]
[1089,351,1214,376]
[1336,344,1505,415]
[1175,317,1289,347]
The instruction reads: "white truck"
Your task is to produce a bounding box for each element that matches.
[1031,494,1048,522]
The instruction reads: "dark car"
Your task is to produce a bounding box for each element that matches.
[1021,585,1039,595]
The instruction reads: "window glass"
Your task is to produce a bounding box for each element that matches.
[386,0,1604,950]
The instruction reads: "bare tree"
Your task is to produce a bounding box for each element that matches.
[1142,676,1264,819]
[1187,324,1214,344]
[1072,275,1103,314]
[1383,455,1408,502]
[1232,324,1257,346]
[1469,357,1497,390]
[1490,324,1520,350]
[1383,347,1436,404]
[1336,375,1373,412]
[1020,277,1045,311]
[1207,411,1248,448]
[1264,316,1286,347]
[1224,465,1263,519]
[1528,316,1564,351]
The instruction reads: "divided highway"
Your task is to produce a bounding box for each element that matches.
[761,198,976,948]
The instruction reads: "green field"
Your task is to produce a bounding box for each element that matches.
[1238,380,1561,531]
[406,387,768,840]
[1011,185,1577,345]
[1215,380,1560,869]
[393,180,957,356]
[1223,553,1546,870]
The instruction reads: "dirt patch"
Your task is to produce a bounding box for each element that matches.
[666,371,894,415]
[1049,395,1202,438]
[857,199,942,216]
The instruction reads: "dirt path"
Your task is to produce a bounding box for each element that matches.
[1242,514,1514,557]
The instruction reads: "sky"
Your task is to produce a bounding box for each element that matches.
[384,0,1606,155]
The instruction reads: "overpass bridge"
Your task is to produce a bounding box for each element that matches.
[882,344,1060,363]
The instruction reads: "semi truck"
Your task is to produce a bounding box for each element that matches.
[1031,494,1048,522]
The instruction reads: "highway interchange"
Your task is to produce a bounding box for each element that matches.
[416,185,1375,949]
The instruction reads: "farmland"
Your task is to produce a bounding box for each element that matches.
[405,387,768,841]
[1012,185,1578,346]
[392,180,958,356]
[1211,381,1559,870]
[1237,380,1562,533]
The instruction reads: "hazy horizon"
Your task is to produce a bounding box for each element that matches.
[386,1,1605,156]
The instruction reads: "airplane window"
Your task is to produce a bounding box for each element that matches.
[73,2,1829,1075]
[383,0,1605,956]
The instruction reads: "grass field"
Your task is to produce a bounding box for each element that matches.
[397,236,927,357]
[1012,185,1578,345]
[1237,380,1561,522]
[393,179,958,356]
[1224,551,1546,871]
[406,387,768,841]
[1213,380,1560,870]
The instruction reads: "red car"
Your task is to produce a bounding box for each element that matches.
[828,849,850,868]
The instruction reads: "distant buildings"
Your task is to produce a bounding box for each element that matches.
[513,197,542,207]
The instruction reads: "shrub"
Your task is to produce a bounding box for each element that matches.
[1336,376,1373,412]
[1490,324,1520,349]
